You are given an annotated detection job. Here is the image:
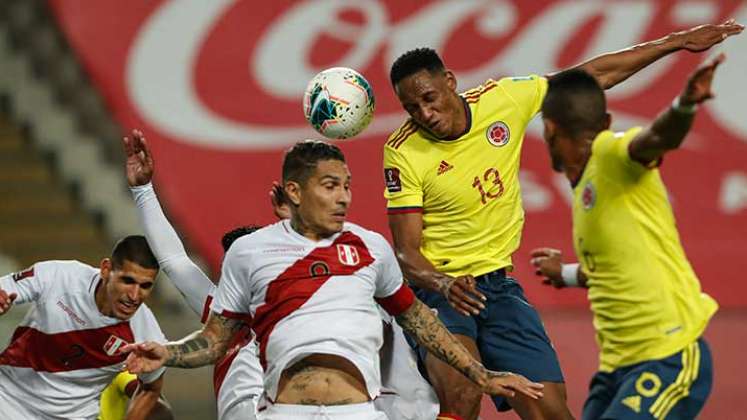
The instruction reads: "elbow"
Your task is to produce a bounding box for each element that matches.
[594,72,617,90]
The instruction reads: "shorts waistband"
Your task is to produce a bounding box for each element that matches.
[260,401,376,414]
[475,268,507,281]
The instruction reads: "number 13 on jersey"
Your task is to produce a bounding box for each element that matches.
[472,167,504,205]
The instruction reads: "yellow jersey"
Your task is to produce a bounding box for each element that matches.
[99,371,138,420]
[572,127,718,372]
[384,75,547,277]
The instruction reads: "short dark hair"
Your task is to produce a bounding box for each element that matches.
[221,225,262,252]
[390,47,445,86]
[111,235,159,270]
[282,140,346,185]
[542,69,607,138]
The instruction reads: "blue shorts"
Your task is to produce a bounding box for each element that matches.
[582,338,712,420]
[407,269,564,411]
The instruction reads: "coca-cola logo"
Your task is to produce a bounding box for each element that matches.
[125,0,747,150]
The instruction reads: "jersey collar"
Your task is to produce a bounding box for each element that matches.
[440,97,473,142]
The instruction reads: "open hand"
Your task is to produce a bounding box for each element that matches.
[123,129,154,187]
[679,53,725,106]
[0,288,17,315]
[530,248,565,288]
[481,370,544,400]
[121,341,169,374]
[677,19,743,52]
[441,275,486,316]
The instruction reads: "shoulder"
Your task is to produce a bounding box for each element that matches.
[130,303,165,340]
[493,75,547,97]
[593,127,643,155]
[385,119,422,152]
[343,223,392,254]
[32,260,97,288]
[462,78,500,104]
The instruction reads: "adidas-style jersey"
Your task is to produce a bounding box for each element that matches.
[211,220,415,401]
[384,75,548,276]
[0,260,166,419]
[131,183,263,419]
[573,128,718,372]
[98,371,138,420]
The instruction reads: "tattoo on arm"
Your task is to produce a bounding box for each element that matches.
[165,312,242,368]
[395,298,486,386]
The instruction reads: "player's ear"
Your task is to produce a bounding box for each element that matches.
[603,112,612,130]
[284,181,302,207]
[444,70,457,92]
[99,258,112,280]
[542,118,556,145]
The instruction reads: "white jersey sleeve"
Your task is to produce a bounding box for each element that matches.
[131,303,168,384]
[0,261,57,305]
[131,183,215,318]
[211,237,253,318]
[370,234,415,317]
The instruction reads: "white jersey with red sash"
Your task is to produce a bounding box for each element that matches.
[0,260,165,419]
[211,220,415,402]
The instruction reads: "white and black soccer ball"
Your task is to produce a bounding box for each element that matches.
[303,67,375,140]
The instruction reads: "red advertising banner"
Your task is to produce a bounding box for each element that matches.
[50,0,747,309]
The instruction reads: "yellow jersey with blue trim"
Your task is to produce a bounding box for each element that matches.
[573,127,718,372]
[98,371,137,420]
[383,75,547,277]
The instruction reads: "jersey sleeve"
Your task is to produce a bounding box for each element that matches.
[0,261,56,305]
[496,75,548,123]
[372,236,415,316]
[211,242,253,319]
[133,305,168,384]
[594,127,649,180]
[131,183,215,317]
[383,137,423,214]
[113,371,138,396]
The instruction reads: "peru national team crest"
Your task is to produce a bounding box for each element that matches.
[337,244,360,266]
[103,335,128,356]
[582,181,596,210]
[486,121,510,147]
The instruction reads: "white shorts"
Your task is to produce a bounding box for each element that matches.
[376,321,439,420]
[0,390,93,420]
[220,397,258,420]
[258,401,387,420]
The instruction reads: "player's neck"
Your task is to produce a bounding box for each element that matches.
[290,217,334,242]
[564,137,594,186]
[93,277,113,317]
[443,96,470,140]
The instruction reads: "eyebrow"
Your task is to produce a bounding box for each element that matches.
[319,175,351,182]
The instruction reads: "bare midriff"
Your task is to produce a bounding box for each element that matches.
[275,353,369,405]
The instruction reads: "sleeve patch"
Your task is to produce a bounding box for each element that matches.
[384,167,402,193]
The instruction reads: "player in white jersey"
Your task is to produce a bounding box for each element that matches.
[0,236,166,420]
[122,140,544,419]
[125,129,438,419]
[124,130,264,420]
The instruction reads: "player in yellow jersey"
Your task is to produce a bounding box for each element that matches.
[530,52,730,419]
[383,20,742,420]
[99,371,174,420]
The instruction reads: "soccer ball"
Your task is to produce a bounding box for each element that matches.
[303,67,375,140]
